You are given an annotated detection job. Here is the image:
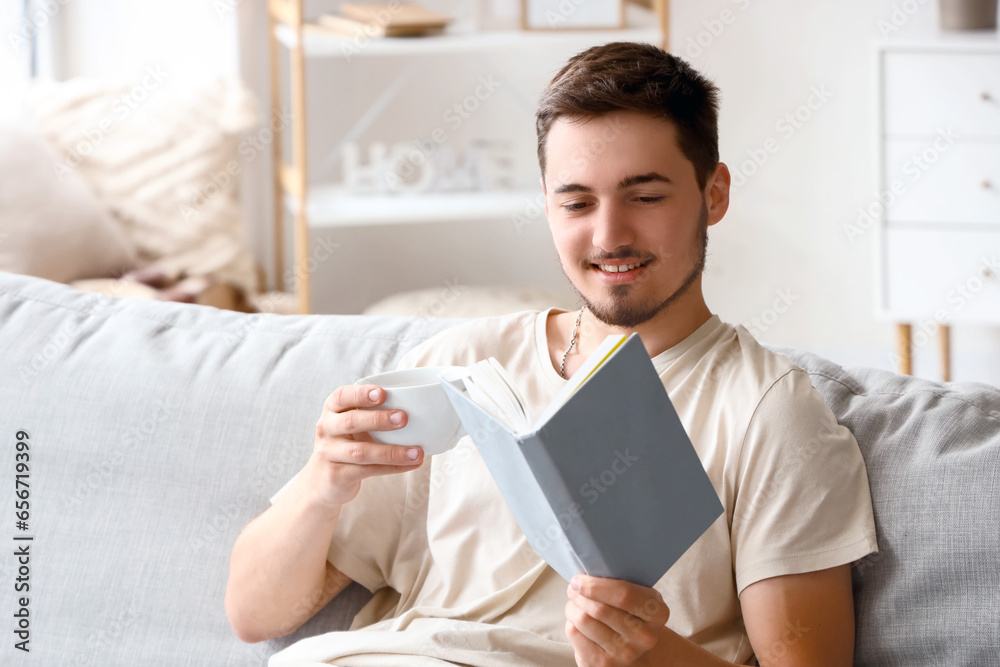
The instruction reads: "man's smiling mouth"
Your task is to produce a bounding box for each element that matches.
[592,259,653,274]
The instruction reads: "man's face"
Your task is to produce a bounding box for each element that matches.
[542,110,717,329]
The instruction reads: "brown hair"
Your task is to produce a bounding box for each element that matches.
[536,42,720,190]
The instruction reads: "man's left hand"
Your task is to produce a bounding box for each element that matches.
[564,574,671,666]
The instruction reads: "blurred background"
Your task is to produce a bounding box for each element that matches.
[1,0,998,385]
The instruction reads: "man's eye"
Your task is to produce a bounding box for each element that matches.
[561,202,589,212]
[636,196,664,204]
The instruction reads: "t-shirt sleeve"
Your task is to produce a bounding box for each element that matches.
[325,471,410,593]
[395,335,439,370]
[730,368,878,596]
[268,467,409,594]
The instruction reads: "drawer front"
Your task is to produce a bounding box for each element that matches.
[883,139,1000,224]
[883,52,1000,137]
[884,228,1000,322]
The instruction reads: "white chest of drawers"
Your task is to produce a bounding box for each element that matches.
[876,35,1000,379]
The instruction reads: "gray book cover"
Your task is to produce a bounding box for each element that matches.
[439,333,724,587]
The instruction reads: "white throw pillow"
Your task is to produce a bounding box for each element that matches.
[22,76,259,295]
[0,124,136,283]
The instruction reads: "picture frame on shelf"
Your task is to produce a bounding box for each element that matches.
[520,0,625,30]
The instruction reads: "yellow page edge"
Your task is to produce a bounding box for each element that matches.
[551,335,630,413]
[572,335,628,393]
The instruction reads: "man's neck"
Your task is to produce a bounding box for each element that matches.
[574,292,713,362]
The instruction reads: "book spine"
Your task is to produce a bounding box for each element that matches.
[519,431,612,578]
[441,379,586,581]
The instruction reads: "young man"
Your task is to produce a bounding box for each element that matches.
[226,42,877,666]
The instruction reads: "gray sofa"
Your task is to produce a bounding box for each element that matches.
[1,270,997,666]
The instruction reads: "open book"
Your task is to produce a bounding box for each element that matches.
[439,332,724,587]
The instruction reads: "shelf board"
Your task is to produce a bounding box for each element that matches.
[877,31,1000,53]
[284,187,548,227]
[276,23,663,57]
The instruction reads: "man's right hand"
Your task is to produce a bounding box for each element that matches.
[227,383,421,642]
[306,384,424,508]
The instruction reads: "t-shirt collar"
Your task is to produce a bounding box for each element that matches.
[536,307,724,385]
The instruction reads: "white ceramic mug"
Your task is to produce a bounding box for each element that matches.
[354,366,469,455]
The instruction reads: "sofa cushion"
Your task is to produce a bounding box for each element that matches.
[0,124,136,283]
[770,345,1000,666]
[0,271,460,666]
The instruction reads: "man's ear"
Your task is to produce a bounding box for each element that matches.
[705,163,730,227]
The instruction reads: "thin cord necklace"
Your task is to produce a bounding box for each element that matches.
[559,307,585,380]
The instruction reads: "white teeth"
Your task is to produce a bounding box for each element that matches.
[598,262,643,273]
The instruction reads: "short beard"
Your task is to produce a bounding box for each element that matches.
[567,201,709,329]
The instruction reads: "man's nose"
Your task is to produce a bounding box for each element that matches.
[590,200,635,252]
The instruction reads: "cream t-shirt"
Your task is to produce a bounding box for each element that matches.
[268,309,878,667]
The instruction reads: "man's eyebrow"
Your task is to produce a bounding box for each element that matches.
[552,182,592,195]
[551,172,673,195]
[618,172,673,189]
